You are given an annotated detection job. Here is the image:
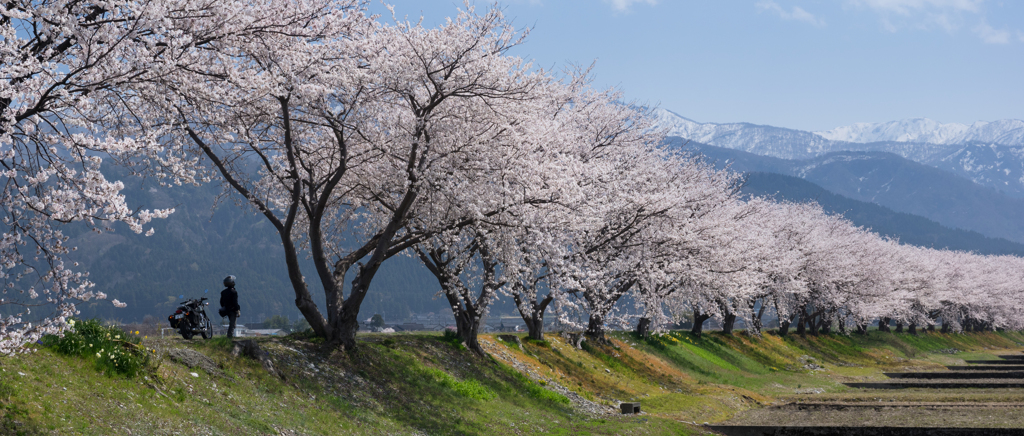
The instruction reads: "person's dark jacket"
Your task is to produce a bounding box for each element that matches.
[220,287,239,312]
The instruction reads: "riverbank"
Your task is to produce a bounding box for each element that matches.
[2,329,1022,435]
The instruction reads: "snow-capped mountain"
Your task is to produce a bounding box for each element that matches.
[655,109,835,160]
[814,118,1024,146]
[655,109,1024,197]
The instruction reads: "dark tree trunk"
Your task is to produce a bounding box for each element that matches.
[856,324,869,335]
[691,306,712,337]
[879,317,891,333]
[415,238,503,356]
[586,313,607,343]
[796,307,810,336]
[722,313,737,335]
[941,321,950,333]
[636,317,652,338]
[927,324,935,332]
[895,321,904,333]
[908,323,917,335]
[779,311,799,337]
[443,291,485,354]
[818,318,831,336]
[513,290,553,341]
[807,315,819,336]
[751,301,767,336]
[583,281,635,342]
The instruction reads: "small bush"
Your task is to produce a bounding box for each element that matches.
[439,330,466,351]
[524,338,551,348]
[422,367,495,401]
[41,318,151,377]
[526,382,571,405]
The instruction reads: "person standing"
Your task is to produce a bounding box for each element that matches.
[220,275,240,338]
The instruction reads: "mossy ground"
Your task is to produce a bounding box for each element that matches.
[1,328,1023,434]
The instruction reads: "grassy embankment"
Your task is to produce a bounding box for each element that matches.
[1,326,1023,435]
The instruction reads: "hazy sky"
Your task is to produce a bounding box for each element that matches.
[372,0,1024,131]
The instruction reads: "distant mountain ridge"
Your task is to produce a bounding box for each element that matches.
[815,118,1024,146]
[656,109,1024,197]
[671,139,1024,245]
[739,172,1024,257]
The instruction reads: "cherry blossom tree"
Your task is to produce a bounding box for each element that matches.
[0,0,249,354]
[113,2,562,350]
[414,226,504,355]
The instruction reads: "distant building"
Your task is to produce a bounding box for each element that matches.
[393,323,427,332]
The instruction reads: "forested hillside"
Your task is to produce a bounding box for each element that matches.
[741,172,1024,256]
[67,169,448,324]
[678,139,1024,244]
[65,163,1024,327]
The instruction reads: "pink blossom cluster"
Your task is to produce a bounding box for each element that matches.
[4,0,1022,356]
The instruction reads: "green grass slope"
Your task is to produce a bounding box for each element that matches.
[2,327,1024,435]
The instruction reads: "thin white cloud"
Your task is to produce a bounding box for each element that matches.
[853,0,1021,44]
[757,1,826,27]
[853,0,982,15]
[974,20,1011,43]
[604,0,657,12]
[848,0,982,32]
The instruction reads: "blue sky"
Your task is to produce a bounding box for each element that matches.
[372,0,1023,132]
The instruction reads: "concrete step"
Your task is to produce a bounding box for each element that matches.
[947,365,1024,371]
[710,425,1024,436]
[884,372,1024,379]
[964,360,1024,364]
[845,381,1024,389]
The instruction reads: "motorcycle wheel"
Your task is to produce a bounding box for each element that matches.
[201,315,212,340]
[179,322,193,340]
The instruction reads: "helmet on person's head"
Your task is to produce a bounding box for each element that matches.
[223,275,236,287]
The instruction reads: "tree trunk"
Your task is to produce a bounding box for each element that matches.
[583,280,635,343]
[779,311,799,336]
[818,318,831,336]
[807,314,819,336]
[524,306,546,341]
[514,291,553,342]
[586,313,607,343]
[927,324,935,332]
[895,321,904,333]
[450,300,484,354]
[908,323,917,335]
[941,321,950,333]
[751,301,767,336]
[878,317,891,333]
[856,324,868,335]
[722,313,737,335]
[796,307,808,336]
[414,242,498,356]
[691,306,712,337]
[636,317,652,338]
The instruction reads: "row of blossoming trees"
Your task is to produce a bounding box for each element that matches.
[3,0,1024,355]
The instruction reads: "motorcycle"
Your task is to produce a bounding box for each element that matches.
[167,290,213,340]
